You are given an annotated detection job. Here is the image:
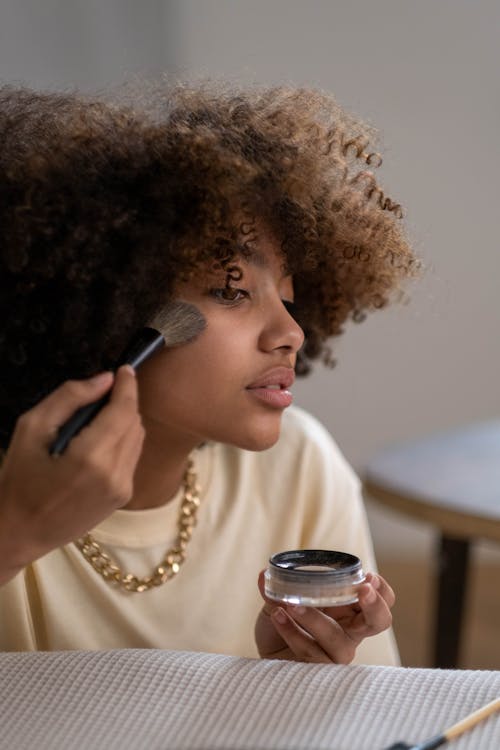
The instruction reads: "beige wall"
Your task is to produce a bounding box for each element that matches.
[0,0,178,89]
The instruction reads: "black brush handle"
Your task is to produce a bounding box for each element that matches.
[49,328,164,455]
[418,735,446,750]
[383,733,446,750]
[49,393,112,455]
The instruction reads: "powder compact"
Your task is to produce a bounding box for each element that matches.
[264,549,365,607]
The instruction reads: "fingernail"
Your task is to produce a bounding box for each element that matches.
[119,364,136,377]
[89,371,113,385]
[288,605,307,616]
[371,575,381,590]
[272,608,287,625]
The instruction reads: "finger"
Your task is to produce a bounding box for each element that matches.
[19,372,115,436]
[365,572,396,608]
[257,569,283,615]
[257,569,270,602]
[284,604,358,662]
[69,366,140,451]
[109,365,138,406]
[90,365,139,430]
[270,607,332,663]
[354,579,393,635]
[322,573,395,625]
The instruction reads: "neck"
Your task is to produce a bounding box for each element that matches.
[124,420,200,510]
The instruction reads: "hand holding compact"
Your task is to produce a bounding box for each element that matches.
[255,569,395,664]
[0,366,145,585]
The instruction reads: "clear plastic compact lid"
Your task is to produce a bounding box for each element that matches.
[264,549,365,607]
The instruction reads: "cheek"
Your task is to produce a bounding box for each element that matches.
[137,327,251,407]
[138,349,205,406]
[180,319,256,372]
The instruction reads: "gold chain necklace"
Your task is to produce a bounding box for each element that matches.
[75,458,201,593]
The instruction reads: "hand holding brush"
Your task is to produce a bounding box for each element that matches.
[49,301,206,455]
[0,301,206,585]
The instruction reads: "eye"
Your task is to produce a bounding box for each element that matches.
[209,287,249,305]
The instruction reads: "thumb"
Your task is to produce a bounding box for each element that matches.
[257,569,279,614]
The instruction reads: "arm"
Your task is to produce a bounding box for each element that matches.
[0,366,144,585]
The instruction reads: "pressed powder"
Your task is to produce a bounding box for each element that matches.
[264,549,365,607]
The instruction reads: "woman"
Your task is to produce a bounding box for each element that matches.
[0,82,416,663]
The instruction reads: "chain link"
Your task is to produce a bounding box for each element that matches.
[75,458,201,593]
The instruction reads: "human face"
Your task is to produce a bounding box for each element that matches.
[136,232,305,452]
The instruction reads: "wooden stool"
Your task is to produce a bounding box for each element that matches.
[363,420,500,668]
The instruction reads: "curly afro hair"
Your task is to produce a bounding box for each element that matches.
[0,81,417,449]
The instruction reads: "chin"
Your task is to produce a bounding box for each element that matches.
[239,436,280,452]
[231,420,283,452]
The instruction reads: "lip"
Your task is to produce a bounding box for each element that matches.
[246,367,295,390]
[246,367,295,409]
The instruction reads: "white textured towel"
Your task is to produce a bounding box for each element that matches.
[1,649,499,749]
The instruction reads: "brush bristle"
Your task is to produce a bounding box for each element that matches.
[149,301,206,346]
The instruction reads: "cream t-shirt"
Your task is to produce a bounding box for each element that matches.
[0,406,398,665]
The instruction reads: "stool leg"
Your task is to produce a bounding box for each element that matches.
[433,534,470,668]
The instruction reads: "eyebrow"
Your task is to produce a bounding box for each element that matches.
[245,248,268,268]
[243,248,290,279]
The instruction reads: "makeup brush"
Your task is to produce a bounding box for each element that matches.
[384,696,500,750]
[49,301,206,455]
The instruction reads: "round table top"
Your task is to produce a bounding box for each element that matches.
[363,420,500,542]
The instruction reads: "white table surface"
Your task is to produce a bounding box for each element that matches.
[1,649,499,749]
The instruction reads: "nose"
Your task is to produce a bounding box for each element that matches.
[258,299,305,354]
